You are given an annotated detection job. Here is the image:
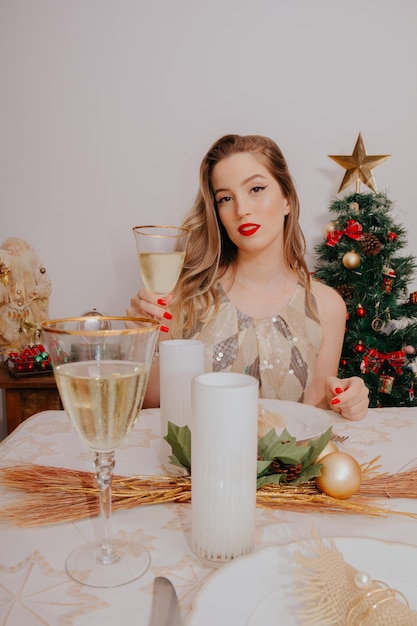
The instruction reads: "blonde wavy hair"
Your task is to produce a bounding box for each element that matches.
[169,134,313,338]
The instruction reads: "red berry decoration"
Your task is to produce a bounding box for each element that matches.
[388,232,397,242]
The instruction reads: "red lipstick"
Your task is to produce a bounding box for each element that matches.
[238,223,260,237]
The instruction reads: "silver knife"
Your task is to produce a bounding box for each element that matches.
[148,576,184,626]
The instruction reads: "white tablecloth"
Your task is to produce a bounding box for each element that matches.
[1,406,417,625]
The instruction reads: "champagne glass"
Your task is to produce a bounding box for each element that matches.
[41,315,159,588]
[133,225,190,358]
[132,224,190,317]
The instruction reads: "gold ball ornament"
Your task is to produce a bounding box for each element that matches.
[314,440,339,463]
[342,251,361,269]
[316,451,362,499]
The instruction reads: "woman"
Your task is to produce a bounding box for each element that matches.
[128,134,369,420]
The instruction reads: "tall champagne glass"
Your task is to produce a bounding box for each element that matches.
[132,225,190,354]
[41,316,159,588]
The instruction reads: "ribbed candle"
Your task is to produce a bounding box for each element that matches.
[191,372,258,564]
[159,340,205,468]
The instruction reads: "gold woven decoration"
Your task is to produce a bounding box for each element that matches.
[293,535,417,625]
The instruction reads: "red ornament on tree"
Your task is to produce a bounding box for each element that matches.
[388,232,397,242]
[354,341,366,354]
[356,304,366,318]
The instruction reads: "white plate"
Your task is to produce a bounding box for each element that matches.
[259,399,330,441]
[187,538,417,625]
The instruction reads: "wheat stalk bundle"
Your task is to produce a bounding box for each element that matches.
[0,466,192,526]
[0,458,417,527]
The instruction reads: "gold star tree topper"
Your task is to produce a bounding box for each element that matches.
[329,132,391,193]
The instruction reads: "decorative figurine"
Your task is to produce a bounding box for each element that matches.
[0,237,51,357]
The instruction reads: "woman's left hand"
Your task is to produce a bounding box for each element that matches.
[326,376,369,421]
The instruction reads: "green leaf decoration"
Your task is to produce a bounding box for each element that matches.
[257,473,288,488]
[255,426,332,488]
[301,428,333,468]
[295,462,323,483]
[257,460,273,476]
[163,421,191,472]
[163,421,334,490]
[258,428,307,464]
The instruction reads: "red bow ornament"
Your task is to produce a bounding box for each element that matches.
[326,220,364,247]
[363,347,405,375]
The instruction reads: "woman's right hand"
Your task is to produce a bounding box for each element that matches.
[126,288,173,333]
[127,289,174,407]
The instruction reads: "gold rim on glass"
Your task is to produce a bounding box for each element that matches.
[41,316,160,336]
[132,225,190,239]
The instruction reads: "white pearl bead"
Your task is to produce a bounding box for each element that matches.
[354,571,372,588]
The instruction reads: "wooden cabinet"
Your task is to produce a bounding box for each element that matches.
[0,365,63,434]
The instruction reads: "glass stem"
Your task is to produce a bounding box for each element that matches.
[94,450,119,565]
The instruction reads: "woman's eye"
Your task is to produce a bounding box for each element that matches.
[217,195,232,204]
[252,186,266,193]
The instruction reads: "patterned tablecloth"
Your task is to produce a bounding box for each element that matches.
[1,406,417,625]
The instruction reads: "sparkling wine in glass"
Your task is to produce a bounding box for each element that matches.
[41,315,159,588]
[132,225,190,298]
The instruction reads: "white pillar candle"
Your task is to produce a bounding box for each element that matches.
[191,372,259,564]
[159,339,205,469]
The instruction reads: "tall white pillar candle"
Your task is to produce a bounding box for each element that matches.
[191,372,259,564]
[159,339,205,469]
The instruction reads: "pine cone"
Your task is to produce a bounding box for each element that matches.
[268,458,304,482]
[360,232,382,256]
[336,284,354,301]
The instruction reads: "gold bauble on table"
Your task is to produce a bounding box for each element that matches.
[316,451,362,499]
[314,440,339,463]
[342,251,361,269]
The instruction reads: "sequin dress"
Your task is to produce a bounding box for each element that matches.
[188,283,322,401]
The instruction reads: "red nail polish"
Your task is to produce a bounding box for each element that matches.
[163,311,172,320]
[160,325,169,333]
[157,298,167,306]
[335,387,343,394]
[331,398,340,405]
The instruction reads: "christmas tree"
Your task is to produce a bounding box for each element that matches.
[314,133,417,408]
